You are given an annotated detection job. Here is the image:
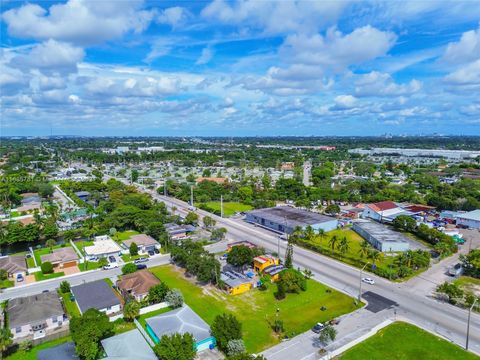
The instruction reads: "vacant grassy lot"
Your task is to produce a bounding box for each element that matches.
[137,306,172,328]
[34,271,64,281]
[201,201,253,217]
[5,336,72,360]
[114,230,139,242]
[150,265,360,353]
[340,322,478,360]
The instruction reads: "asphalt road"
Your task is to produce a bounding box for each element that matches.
[148,191,480,356]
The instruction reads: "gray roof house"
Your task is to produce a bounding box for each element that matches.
[101,329,156,360]
[7,292,68,340]
[37,341,79,360]
[71,280,121,315]
[0,255,27,276]
[145,305,216,351]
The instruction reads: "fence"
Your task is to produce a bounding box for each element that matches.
[139,302,169,315]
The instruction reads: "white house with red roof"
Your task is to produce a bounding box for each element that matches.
[362,201,411,223]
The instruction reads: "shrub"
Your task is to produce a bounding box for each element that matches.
[60,280,71,294]
[41,261,54,274]
[148,283,170,304]
[129,242,138,256]
[227,339,246,356]
[165,289,184,308]
[121,263,137,275]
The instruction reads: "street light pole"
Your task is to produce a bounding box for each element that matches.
[190,185,194,207]
[358,262,369,302]
[466,298,478,351]
[220,195,224,218]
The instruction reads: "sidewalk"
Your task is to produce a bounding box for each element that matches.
[261,307,395,360]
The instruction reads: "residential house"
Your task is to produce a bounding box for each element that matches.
[122,234,160,254]
[84,235,122,260]
[101,329,156,360]
[0,255,27,280]
[253,255,279,273]
[263,264,286,282]
[74,191,90,202]
[71,280,122,315]
[116,270,160,301]
[145,305,216,352]
[40,247,79,269]
[220,271,252,295]
[16,202,42,213]
[7,292,68,341]
[165,223,196,240]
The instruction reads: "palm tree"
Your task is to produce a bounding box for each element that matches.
[338,236,350,255]
[329,235,338,251]
[358,240,371,258]
[367,249,381,265]
[304,225,315,242]
[123,300,141,321]
[317,228,326,245]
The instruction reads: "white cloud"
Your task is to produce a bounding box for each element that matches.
[444,59,480,85]
[355,71,422,97]
[196,47,214,65]
[10,40,84,75]
[84,76,180,97]
[2,0,154,46]
[201,0,346,34]
[157,7,190,28]
[442,26,480,64]
[333,95,358,109]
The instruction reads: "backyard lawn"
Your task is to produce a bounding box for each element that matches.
[26,256,35,268]
[34,271,64,281]
[200,201,253,217]
[340,322,478,360]
[137,306,172,328]
[150,265,360,353]
[5,336,72,360]
[60,291,81,318]
[114,230,139,242]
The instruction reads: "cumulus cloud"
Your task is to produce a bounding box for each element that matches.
[2,0,154,46]
[84,76,181,97]
[333,95,358,109]
[355,71,422,97]
[10,40,84,75]
[444,59,480,86]
[442,25,480,64]
[201,0,346,34]
[157,7,190,28]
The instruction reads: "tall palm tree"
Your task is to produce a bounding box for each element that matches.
[329,235,338,251]
[338,236,350,255]
[367,249,381,265]
[358,240,371,258]
[304,225,315,242]
[317,228,326,245]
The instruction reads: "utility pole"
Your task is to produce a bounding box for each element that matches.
[190,185,194,207]
[358,262,370,302]
[220,195,224,218]
[466,298,478,350]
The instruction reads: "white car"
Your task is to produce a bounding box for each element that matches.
[362,277,375,285]
[103,263,119,270]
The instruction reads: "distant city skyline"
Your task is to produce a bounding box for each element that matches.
[1,0,480,136]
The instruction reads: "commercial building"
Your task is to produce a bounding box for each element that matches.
[362,201,411,223]
[246,206,338,234]
[71,280,121,315]
[349,148,480,160]
[145,305,216,352]
[253,255,279,273]
[7,292,68,341]
[353,220,410,252]
[456,210,480,229]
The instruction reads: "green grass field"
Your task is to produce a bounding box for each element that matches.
[60,291,81,318]
[0,279,14,289]
[26,256,35,268]
[340,322,478,360]
[78,261,102,271]
[74,240,94,255]
[114,230,140,241]
[137,306,172,328]
[5,336,72,360]
[201,201,253,217]
[150,265,360,353]
[34,271,65,281]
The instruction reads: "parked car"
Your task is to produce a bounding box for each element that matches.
[103,263,119,270]
[448,263,463,277]
[312,322,325,333]
[362,277,375,285]
[147,250,155,256]
[136,264,147,270]
[89,256,99,262]
[134,257,149,264]
[16,274,24,282]
[329,318,340,325]
[154,248,160,254]
[108,255,116,263]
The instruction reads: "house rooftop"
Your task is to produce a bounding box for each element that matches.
[71,280,120,314]
[123,234,158,248]
[457,209,480,221]
[8,292,65,328]
[254,255,276,264]
[101,329,156,360]
[248,207,336,228]
[146,305,211,343]
[84,239,121,256]
[0,255,27,274]
[117,270,160,296]
[263,264,286,276]
[41,247,79,264]
[367,201,399,212]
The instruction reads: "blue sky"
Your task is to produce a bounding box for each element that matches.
[1,0,479,136]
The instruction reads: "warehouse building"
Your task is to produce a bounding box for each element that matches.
[352,220,410,252]
[456,209,480,229]
[246,206,338,234]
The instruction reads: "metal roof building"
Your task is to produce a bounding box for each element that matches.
[246,206,338,234]
[456,209,480,229]
[352,220,410,252]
